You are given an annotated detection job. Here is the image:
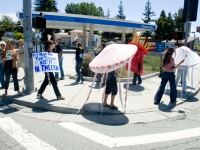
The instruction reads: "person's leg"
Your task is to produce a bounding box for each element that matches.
[154,73,168,104]
[55,72,59,79]
[103,94,109,105]
[110,95,116,106]
[132,72,137,85]
[76,61,84,82]
[38,74,48,95]
[59,56,65,79]
[0,64,5,87]
[138,74,142,84]
[4,69,12,94]
[75,61,81,82]
[49,72,62,97]
[182,69,188,92]
[176,69,182,86]
[11,68,19,92]
[96,73,101,83]
[169,72,177,102]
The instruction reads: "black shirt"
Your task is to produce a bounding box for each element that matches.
[55,43,63,56]
[75,48,84,61]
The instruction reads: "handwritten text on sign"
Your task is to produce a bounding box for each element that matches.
[32,52,60,73]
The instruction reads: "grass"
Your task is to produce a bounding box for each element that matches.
[81,53,161,78]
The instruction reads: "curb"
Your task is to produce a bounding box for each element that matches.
[69,72,160,82]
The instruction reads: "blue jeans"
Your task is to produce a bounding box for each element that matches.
[154,72,177,102]
[55,55,64,78]
[0,63,5,86]
[176,69,188,91]
[76,60,84,82]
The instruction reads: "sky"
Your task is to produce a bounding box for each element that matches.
[0,0,199,37]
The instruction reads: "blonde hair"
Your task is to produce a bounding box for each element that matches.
[76,42,83,49]
[5,39,15,51]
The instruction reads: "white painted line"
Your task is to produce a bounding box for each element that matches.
[59,122,200,148]
[0,117,57,150]
[59,122,115,148]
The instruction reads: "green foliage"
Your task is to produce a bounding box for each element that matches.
[81,52,95,77]
[65,2,104,17]
[165,12,175,41]
[0,15,15,39]
[105,8,111,18]
[173,8,184,31]
[154,10,168,40]
[14,20,23,33]
[14,32,24,40]
[34,0,59,12]
[141,0,156,38]
[115,0,126,19]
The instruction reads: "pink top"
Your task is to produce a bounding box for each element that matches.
[162,57,175,72]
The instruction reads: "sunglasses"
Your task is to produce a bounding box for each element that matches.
[0,45,5,46]
[11,42,15,45]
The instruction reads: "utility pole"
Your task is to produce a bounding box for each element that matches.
[23,0,34,92]
[184,0,190,46]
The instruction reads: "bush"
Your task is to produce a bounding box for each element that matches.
[81,52,95,77]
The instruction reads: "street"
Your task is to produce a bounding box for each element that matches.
[0,92,200,150]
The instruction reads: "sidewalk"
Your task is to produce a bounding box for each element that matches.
[1,62,200,117]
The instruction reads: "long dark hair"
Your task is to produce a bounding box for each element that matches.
[162,48,175,67]
[44,40,54,51]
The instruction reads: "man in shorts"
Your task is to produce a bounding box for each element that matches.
[17,39,25,79]
[103,71,118,110]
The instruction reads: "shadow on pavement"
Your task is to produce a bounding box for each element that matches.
[123,83,145,92]
[65,82,79,86]
[81,102,129,125]
[158,101,178,112]
[0,100,22,114]
[88,83,105,89]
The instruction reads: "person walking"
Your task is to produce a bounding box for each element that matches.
[54,38,65,80]
[154,48,184,105]
[17,39,25,79]
[103,71,118,110]
[75,42,84,83]
[1,40,24,96]
[94,43,106,84]
[0,41,6,88]
[176,68,188,93]
[37,40,65,100]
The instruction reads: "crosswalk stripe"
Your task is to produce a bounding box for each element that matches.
[0,117,57,150]
[59,122,115,148]
[59,122,200,148]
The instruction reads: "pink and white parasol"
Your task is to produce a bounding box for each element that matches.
[89,44,138,73]
[77,44,138,115]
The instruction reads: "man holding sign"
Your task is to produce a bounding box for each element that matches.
[33,40,65,100]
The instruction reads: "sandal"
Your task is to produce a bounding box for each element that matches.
[57,96,65,100]
[103,104,110,107]
[110,105,118,110]
[37,94,44,99]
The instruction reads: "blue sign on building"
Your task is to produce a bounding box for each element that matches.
[165,43,174,49]
[155,42,165,52]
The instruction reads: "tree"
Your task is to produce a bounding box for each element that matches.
[115,0,126,19]
[165,12,175,41]
[105,8,111,18]
[0,15,15,39]
[34,0,59,12]
[173,8,184,31]
[65,2,104,17]
[14,20,23,33]
[33,0,59,41]
[14,32,24,40]
[154,10,168,40]
[141,0,156,38]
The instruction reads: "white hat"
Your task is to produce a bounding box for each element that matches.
[0,41,6,46]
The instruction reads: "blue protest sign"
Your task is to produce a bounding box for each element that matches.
[155,42,165,52]
[32,52,60,73]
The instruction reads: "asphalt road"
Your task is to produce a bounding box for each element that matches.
[0,89,200,150]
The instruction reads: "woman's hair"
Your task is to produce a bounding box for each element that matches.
[162,48,175,67]
[101,43,106,50]
[44,40,54,51]
[5,39,15,50]
[76,42,82,49]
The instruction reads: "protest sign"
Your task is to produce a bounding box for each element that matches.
[6,50,13,60]
[32,52,60,73]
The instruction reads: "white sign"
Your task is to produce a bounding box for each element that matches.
[6,50,13,60]
[32,52,60,73]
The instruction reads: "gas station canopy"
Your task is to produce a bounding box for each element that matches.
[17,11,157,33]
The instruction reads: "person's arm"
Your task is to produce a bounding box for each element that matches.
[173,59,184,69]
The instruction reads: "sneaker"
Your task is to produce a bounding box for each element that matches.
[59,77,65,80]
